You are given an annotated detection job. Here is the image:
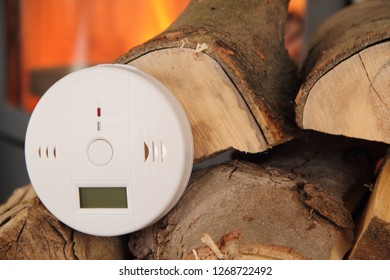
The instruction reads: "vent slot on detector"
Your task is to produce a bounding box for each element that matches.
[38,146,57,159]
[144,142,149,161]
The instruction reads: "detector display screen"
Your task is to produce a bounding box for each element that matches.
[79,187,128,208]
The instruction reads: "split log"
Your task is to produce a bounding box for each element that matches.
[295,0,390,143]
[0,185,130,260]
[348,151,390,260]
[116,0,299,161]
[128,135,384,260]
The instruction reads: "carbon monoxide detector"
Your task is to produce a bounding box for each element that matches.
[25,64,194,236]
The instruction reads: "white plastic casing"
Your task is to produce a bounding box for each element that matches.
[25,64,193,236]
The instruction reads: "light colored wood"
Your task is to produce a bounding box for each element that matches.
[118,0,299,156]
[300,41,390,143]
[295,0,390,133]
[130,48,267,161]
[349,153,390,259]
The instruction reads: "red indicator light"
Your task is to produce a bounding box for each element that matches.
[97,107,101,117]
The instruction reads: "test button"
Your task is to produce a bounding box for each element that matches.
[88,139,113,166]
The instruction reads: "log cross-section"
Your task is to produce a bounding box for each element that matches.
[116,0,299,161]
[295,0,390,144]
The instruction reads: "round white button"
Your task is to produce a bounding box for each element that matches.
[88,139,113,166]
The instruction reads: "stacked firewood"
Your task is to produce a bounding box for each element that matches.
[1,0,389,259]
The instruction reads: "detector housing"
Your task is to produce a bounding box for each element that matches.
[25,64,193,236]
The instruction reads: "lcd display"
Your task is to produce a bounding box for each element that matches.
[79,187,128,208]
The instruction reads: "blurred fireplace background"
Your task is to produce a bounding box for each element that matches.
[0,0,360,202]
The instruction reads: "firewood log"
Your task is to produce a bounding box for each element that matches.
[348,150,390,259]
[116,0,299,162]
[0,137,384,259]
[1,0,299,260]
[0,186,130,260]
[249,133,387,215]
[295,0,390,144]
[128,135,384,260]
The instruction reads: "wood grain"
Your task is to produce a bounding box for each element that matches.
[349,152,390,259]
[117,0,299,158]
[295,0,390,143]
[130,48,267,161]
[301,42,390,143]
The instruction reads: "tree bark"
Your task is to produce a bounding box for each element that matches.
[116,0,299,161]
[1,137,384,259]
[295,0,390,143]
[0,186,130,260]
[248,133,386,215]
[128,135,384,260]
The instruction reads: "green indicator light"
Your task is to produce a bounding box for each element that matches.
[97,121,101,131]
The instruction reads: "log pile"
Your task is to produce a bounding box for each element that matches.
[1,0,390,259]
[128,135,384,260]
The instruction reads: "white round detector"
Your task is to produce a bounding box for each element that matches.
[25,64,194,236]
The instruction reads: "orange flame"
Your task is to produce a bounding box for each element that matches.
[288,0,307,17]
[14,0,190,112]
[14,0,306,112]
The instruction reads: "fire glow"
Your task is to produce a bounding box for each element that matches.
[13,0,189,112]
[10,0,306,112]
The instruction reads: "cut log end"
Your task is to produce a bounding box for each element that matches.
[297,41,390,144]
[349,152,390,259]
[129,48,268,161]
[117,0,299,161]
[295,0,390,144]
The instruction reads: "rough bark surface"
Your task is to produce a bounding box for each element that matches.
[295,0,390,126]
[248,133,386,215]
[116,0,299,148]
[0,136,384,259]
[129,161,353,260]
[128,134,385,260]
[0,185,130,260]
